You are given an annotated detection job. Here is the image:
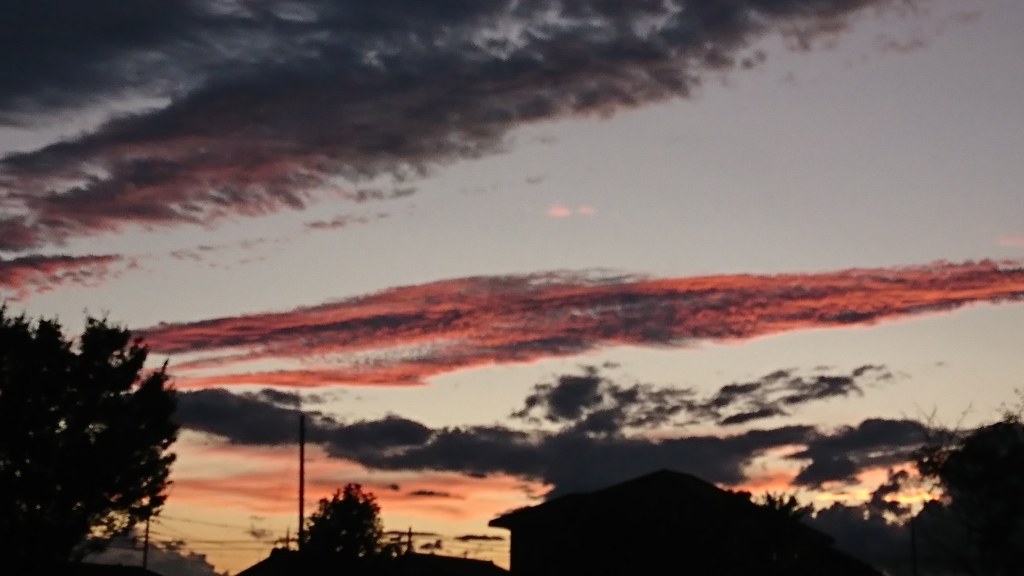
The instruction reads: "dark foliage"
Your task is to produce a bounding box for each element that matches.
[0,307,178,568]
[756,491,814,521]
[302,483,400,567]
[912,407,1024,576]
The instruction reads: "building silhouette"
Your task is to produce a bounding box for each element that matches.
[236,547,508,576]
[489,469,883,576]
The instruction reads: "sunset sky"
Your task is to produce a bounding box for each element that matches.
[2,0,1023,573]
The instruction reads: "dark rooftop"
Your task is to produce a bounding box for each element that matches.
[59,564,164,576]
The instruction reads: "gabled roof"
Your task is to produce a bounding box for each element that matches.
[487,469,885,576]
[390,553,508,576]
[489,469,746,526]
[488,469,830,544]
[234,549,304,576]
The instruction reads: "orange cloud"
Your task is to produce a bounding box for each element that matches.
[727,470,799,495]
[141,259,1024,389]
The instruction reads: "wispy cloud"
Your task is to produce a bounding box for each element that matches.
[999,235,1024,247]
[0,0,940,250]
[141,260,1024,388]
[305,213,388,232]
[0,253,129,300]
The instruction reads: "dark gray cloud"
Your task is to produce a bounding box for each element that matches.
[173,365,923,497]
[705,364,890,425]
[305,212,389,232]
[789,418,925,486]
[511,364,892,433]
[0,0,208,117]
[321,416,435,454]
[175,388,430,450]
[0,0,934,250]
[248,387,302,407]
[406,490,459,499]
[174,386,808,492]
[385,530,439,538]
[510,365,696,434]
[454,534,505,542]
[419,539,444,551]
[174,388,306,445]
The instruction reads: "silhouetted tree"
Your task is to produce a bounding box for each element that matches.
[0,307,178,569]
[912,403,1024,576]
[756,491,813,521]
[303,484,400,566]
[727,488,817,574]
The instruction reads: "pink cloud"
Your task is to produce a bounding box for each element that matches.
[139,259,1024,390]
[547,205,572,218]
[999,235,1024,247]
[547,205,596,218]
[0,254,129,301]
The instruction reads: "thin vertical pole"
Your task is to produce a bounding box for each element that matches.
[298,413,306,552]
[910,513,918,576]
[142,516,150,569]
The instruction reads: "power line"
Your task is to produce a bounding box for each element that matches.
[152,519,280,543]
[157,515,256,530]
[147,532,277,546]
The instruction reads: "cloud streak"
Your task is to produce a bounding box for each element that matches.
[0,253,128,300]
[0,0,937,250]
[140,260,1024,389]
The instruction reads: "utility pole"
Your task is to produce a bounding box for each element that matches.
[142,516,150,569]
[910,513,918,576]
[298,412,306,552]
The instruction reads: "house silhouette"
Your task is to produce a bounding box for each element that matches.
[488,469,884,576]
